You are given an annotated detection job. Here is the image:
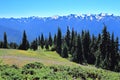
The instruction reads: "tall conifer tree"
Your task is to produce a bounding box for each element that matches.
[56,28,62,55]
[40,33,44,49]
[3,32,8,48]
[48,32,53,46]
[19,30,29,50]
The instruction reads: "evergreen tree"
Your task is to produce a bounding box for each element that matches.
[61,44,68,58]
[70,28,75,54]
[94,34,101,66]
[30,39,38,51]
[48,32,53,46]
[36,38,38,47]
[72,34,83,64]
[114,37,119,71]
[40,33,44,49]
[100,26,108,60]
[50,34,57,51]
[109,33,115,70]
[115,37,119,56]
[95,34,101,52]
[45,39,49,50]
[96,26,112,70]
[53,34,57,46]
[71,28,75,46]
[0,41,3,48]
[82,31,91,63]
[9,42,18,49]
[95,53,101,67]
[38,36,41,46]
[72,49,78,63]
[87,35,96,64]
[101,27,112,69]
[77,34,83,64]
[19,30,29,50]
[65,26,71,49]
[3,32,8,48]
[56,28,62,55]
[104,32,111,69]
[96,27,106,67]
[90,35,96,54]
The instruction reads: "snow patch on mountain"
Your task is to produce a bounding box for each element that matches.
[51,15,59,19]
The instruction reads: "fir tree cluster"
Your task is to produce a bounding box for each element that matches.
[49,26,119,72]
[0,32,18,49]
[0,26,120,72]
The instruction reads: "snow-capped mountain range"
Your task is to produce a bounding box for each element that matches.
[0,13,120,43]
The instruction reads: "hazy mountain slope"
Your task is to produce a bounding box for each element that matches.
[0,13,120,43]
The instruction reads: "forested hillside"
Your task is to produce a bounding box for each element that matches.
[0,25,120,72]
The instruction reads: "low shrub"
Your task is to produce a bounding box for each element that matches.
[23,62,44,69]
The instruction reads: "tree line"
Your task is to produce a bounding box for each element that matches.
[0,26,120,72]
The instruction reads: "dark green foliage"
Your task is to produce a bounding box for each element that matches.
[40,33,44,49]
[95,26,120,71]
[114,37,119,71]
[53,34,57,46]
[70,46,75,56]
[82,31,91,63]
[70,29,77,55]
[109,33,116,70]
[1,62,119,80]
[9,42,18,49]
[95,27,110,68]
[72,34,84,64]
[45,43,49,50]
[0,26,120,72]
[89,35,96,64]
[70,28,75,51]
[48,32,53,46]
[23,62,44,69]
[45,39,49,50]
[90,35,96,54]
[61,45,68,58]
[72,50,78,63]
[19,30,29,50]
[56,28,62,55]
[3,32,8,48]
[76,34,84,64]
[0,41,3,48]
[30,39,38,51]
[38,36,41,46]
[52,26,119,72]
[94,34,101,53]
[65,26,71,49]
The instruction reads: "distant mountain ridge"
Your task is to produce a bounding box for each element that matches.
[0,13,120,43]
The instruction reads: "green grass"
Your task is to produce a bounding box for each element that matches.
[0,48,120,80]
[0,48,78,67]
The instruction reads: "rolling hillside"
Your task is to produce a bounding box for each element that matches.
[0,49,120,80]
[0,48,77,67]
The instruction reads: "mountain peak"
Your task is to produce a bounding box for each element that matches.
[51,15,59,19]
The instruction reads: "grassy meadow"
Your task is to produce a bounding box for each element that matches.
[0,48,78,67]
[0,48,120,80]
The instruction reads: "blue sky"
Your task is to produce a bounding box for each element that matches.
[0,0,120,17]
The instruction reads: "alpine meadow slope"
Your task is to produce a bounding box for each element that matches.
[0,49,120,80]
